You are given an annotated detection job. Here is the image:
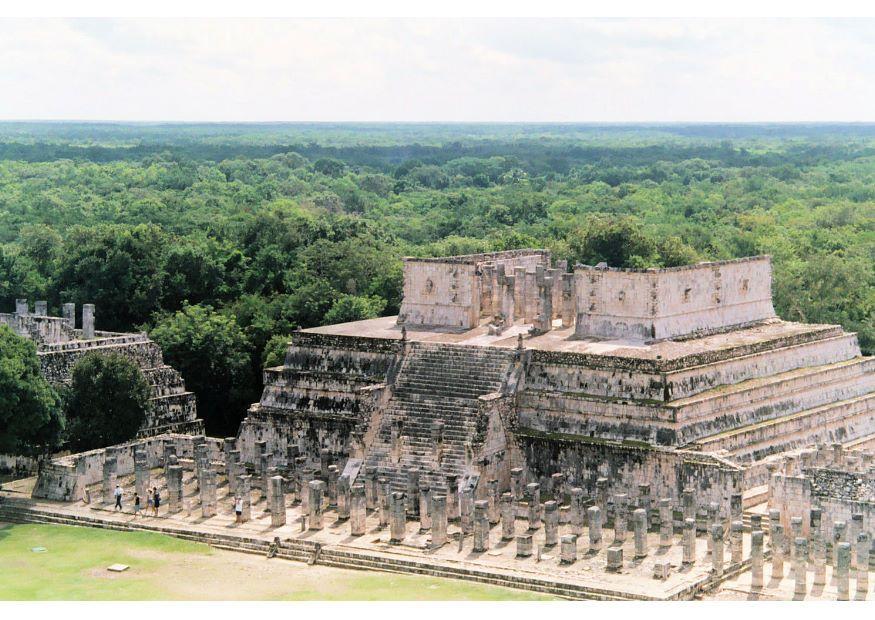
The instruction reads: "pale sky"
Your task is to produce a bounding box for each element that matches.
[1,18,875,122]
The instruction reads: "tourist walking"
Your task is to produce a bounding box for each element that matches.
[153,487,161,516]
[147,488,154,515]
[235,496,243,523]
[133,493,141,518]
[113,484,123,511]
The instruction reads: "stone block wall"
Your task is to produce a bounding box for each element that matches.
[574,256,776,341]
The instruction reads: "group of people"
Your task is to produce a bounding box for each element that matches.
[112,484,161,517]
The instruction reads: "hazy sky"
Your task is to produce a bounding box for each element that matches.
[2,18,875,122]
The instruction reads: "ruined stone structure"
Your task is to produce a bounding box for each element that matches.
[234,251,873,514]
[2,300,202,437]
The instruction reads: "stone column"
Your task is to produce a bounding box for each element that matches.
[446,475,460,521]
[790,516,803,571]
[405,468,420,517]
[751,531,764,589]
[613,493,628,544]
[308,480,325,530]
[543,500,559,546]
[319,448,331,479]
[238,474,252,522]
[794,537,807,596]
[596,478,608,515]
[513,266,526,319]
[588,506,602,551]
[389,492,406,543]
[750,514,762,532]
[633,508,647,558]
[510,468,524,501]
[526,483,541,530]
[836,542,851,601]
[659,498,673,547]
[730,520,743,564]
[327,464,338,507]
[771,523,785,579]
[431,494,447,549]
[516,533,533,557]
[419,484,431,530]
[833,521,847,567]
[706,502,719,555]
[134,449,149,500]
[364,467,378,510]
[102,454,117,504]
[606,547,623,572]
[637,484,651,529]
[550,472,565,504]
[850,513,863,569]
[167,465,184,514]
[500,492,515,540]
[14,298,28,316]
[486,479,500,524]
[269,475,286,527]
[812,526,827,587]
[711,524,724,577]
[682,518,696,565]
[856,533,870,595]
[561,534,577,564]
[459,487,474,535]
[299,468,313,514]
[378,477,390,528]
[34,300,47,316]
[337,475,351,520]
[473,500,490,552]
[193,442,208,493]
[350,484,367,536]
[682,488,695,522]
[227,449,241,498]
[82,303,95,339]
[560,273,575,328]
[730,493,743,523]
[62,302,75,328]
[569,487,585,536]
[200,466,217,518]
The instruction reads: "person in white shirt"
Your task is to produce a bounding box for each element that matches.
[113,484,123,511]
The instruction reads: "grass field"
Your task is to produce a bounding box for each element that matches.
[0,523,556,601]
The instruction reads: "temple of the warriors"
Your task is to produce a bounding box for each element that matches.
[10,250,873,600]
[1,299,202,437]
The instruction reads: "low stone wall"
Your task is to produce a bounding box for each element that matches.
[0,453,37,476]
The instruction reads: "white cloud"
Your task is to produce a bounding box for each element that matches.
[0,17,874,121]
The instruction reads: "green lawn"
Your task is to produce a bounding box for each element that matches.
[0,523,555,601]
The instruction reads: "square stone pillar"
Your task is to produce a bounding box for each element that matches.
[771,523,785,579]
[550,472,564,504]
[560,273,575,328]
[569,487,585,536]
[526,483,540,530]
[750,514,762,533]
[543,500,559,546]
[613,493,628,544]
[588,506,602,551]
[269,475,286,527]
[560,534,577,564]
[364,466,378,510]
[431,421,444,465]
[350,484,367,536]
[486,479,500,524]
[850,513,863,569]
[102,454,117,504]
[82,303,95,339]
[637,484,651,529]
[633,508,647,558]
[389,492,406,544]
[751,530,764,588]
[836,542,851,600]
[659,498,673,547]
[606,547,623,572]
[473,500,490,552]
[319,448,331,479]
[510,468,524,501]
[378,478,390,528]
[163,441,177,479]
[237,474,252,522]
[405,468,420,517]
[730,493,742,522]
[14,298,28,316]
[711,524,724,577]
[337,475,351,520]
[62,302,75,329]
[856,533,870,595]
[459,487,474,535]
[446,475,460,521]
[134,449,149,501]
[681,488,695,522]
[431,494,447,549]
[706,502,719,555]
[516,533,533,557]
[299,469,313,514]
[327,464,339,507]
[419,484,431,530]
[34,300,47,316]
[682,518,696,565]
[794,537,807,596]
[725,519,741,565]
[167,465,184,514]
[500,492,515,540]
[200,466,217,518]
[308,480,325,530]
[512,266,526,319]
[832,521,847,567]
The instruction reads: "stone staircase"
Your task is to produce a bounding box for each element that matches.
[362,343,519,493]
